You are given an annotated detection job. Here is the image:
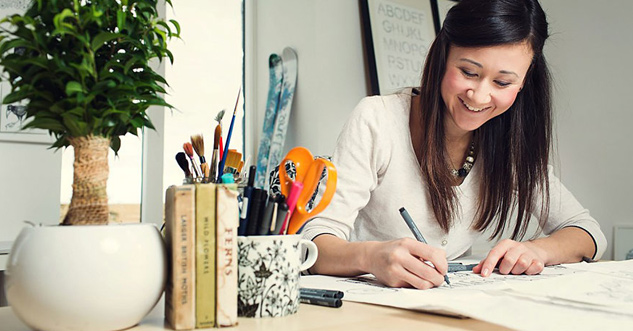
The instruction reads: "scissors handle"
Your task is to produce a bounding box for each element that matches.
[286,158,337,234]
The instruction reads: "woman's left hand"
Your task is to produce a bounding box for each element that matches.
[473,239,548,277]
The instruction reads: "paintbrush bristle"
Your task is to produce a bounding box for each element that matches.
[183,142,194,157]
[214,125,221,149]
[175,152,191,177]
[191,134,205,157]
[215,109,225,123]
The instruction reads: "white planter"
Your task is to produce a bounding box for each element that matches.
[4,223,166,331]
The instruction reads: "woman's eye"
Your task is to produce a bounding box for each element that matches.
[495,80,511,87]
[460,68,477,77]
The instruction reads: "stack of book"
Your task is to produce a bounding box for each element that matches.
[164,183,239,330]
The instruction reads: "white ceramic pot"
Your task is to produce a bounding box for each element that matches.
[4,223,166,331]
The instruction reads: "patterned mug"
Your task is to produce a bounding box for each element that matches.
[237,235,318,318]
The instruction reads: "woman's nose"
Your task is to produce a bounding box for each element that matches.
[466,83,492,105]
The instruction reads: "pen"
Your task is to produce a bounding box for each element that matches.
[272,199,288,235]
[257,195,276,235]
[239,165,256,236]
[246,189,264,235]
[399,207,451,287]
[299,293,342,308]
[300,288,344,299]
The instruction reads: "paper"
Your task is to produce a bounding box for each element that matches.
[300,261,633,330]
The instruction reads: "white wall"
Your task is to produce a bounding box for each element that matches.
[0,142,61,242]
[542,0,633,259]
[247,0,633,259]
[245,0,367,160]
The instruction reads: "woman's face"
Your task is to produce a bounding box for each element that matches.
[440,43,534,135]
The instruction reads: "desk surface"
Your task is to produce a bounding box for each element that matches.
[0,297,509,331]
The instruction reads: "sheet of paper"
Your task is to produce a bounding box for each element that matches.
[300,261,633,330]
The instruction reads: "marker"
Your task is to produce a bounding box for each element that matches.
[448,262,477,272]
[239,165,256,235]
[399,207,451,287]
[299,293,342,308]
[300,288,344,299]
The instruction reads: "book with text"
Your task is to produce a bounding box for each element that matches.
[195,183,217,328]
[164,185,196,330]
[215,184,239,327]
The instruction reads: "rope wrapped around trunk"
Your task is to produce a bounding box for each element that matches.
[63,135,110,225]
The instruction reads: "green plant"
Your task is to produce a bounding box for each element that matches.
[0,0,180,225]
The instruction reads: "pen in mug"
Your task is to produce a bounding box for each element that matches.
[398,207,451,287]
[300,288,344,299]
[238,165,257,236]
[272,200,289,235]
[245,189,264,235]
[257,195,276,235]
[299,293,342,308]
[279,181,303,234]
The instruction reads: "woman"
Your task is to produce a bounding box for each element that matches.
[301,0,606,290]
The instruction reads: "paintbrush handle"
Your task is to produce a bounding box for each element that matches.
[217,114,235,182]
[210,149,219,183]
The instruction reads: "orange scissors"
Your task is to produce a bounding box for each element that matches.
[279,147,337,234]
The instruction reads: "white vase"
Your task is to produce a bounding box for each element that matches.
[4,223,166,331]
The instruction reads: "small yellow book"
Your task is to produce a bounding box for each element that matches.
[164,185,196,330]
[195,183,216,328]
[216,184,239,327]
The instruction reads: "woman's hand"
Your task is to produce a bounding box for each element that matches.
[473,239,548,277]
[365,238,448,289]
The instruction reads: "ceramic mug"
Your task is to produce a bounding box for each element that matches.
[237,235,318,318]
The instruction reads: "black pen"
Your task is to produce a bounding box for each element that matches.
[399,207,451,287]
[300,288,344,299]
[299,293,342,308]
[239,165,257,236]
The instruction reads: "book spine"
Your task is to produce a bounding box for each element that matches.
[195,183,217,328]
[215,184,239,327]
[164,185,196,330]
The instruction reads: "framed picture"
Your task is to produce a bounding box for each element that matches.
[0,0,53,145]
[359,0,438,95]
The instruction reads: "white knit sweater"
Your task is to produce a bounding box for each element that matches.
[302,91,607,260]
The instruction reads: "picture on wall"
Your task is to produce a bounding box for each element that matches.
[0,0,52,144]
[359,0,461,96]
[359,0,438,96]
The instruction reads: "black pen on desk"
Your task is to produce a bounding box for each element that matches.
[299,293,342,308]
[239,165,257,236]
[399,207,451,287]
[300,288,344,299]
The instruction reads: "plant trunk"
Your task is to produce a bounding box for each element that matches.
[63,135,110,225]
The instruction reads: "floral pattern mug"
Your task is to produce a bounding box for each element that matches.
[237,235,318,318]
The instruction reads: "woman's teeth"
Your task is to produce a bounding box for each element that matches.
[462,100,487,112]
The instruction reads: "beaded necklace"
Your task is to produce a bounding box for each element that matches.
[450,141,475,178]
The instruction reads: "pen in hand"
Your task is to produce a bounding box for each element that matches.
[399,207,451,287]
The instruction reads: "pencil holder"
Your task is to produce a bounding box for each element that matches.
[237,235,317,318]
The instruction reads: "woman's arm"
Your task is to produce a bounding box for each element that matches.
[473,226,595,277]
[311,234,449,289]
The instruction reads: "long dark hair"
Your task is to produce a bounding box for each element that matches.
[417,0,551,240]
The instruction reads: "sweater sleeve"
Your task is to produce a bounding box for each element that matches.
[301,97,389,241]
[537,166,607,260]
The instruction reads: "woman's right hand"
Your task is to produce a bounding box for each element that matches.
[365,238,448,289]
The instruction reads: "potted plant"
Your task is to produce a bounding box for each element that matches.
[0,1,180,330]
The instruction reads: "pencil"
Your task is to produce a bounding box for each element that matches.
[399,207,451,287]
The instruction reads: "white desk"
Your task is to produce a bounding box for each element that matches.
[0,296,508,331]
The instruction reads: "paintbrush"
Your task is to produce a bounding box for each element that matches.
[215,109,225,162]
[191,134,209,180]
[175,152,192,179]
[183,142,201,178]
[217,87,241,182]
[210,110,225,183]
